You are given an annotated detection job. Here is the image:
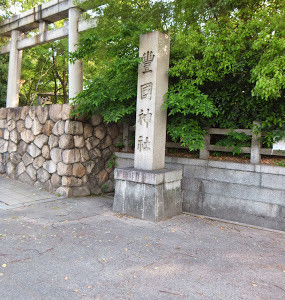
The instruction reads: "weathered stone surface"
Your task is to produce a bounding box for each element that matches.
[36,105,48,124]
[21,129,35,144]
[72,186,90,197]
[91,185,102,195]
[50,148,62,164]
[0,108,7,119]
[34,181,43,189]
[43,180,54,193]
[0,140,8,153]
[74,135,85,148]
[8,141,17,153]
[25,115,33,129]
[90,115,103,127]
[26,165,37,181]
[32,118,43,136]
[48,135,59,149]
[37,168,51,183]
[102,179,114,193]
[43,160,57,174]
[16,120,25,132]
[61,104,73,120]
[59,134,74,149]
[28,107,36,119]
[27,143,41,158]
[20,106,29,120]
[33,156,45,169]
[3,129,9,140]
[22,153,34,166]
[65,120,84,135]
[0,129,3,138]
[84,124,93,139]
[6,162,15,176]
[57,162,73,176]
[72,163,86,178]
[49,104,62,122]
[56,186,72,197]
[34,134,48,149]
[62,149,81,164]
[80,147,90,162]
[101,136,112,150]
[51,173,61,188]
[52,121,65,136]
[107,124,120,139]
[18,172,33,185]
[62,176,83,187]
[97,169,109,186]
[85,161,95,174]
[94,125,106,140]
[43,120,54,136]
[10,153,22,164]
[0,120,7,129]
[10,130,18,144]
[7,119,16,131]
[18,141,28,155]
[91,148,102,159]
[90,137,100,148]
[15,162,26,177]
[42,145,50,160]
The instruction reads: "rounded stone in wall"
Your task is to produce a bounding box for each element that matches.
[48,135,59,149]
[94,125,106,140]
[43,120,54,136]
[22,153,34,166]
[59,134,74,149]
[37,168,51,183]
[72,163,86,178]
[34,134,49,149]
[50,148,62,164]
[42,145,50,160]
[21,129,35,144]
[51,173,61,188]
[31,118,43,136]
[27,143,41,158]
[90,115,103,127]
[16,120,25,133]
[49,104,63,123]
[25,115,33,129]
[26,165,37,181]
[57,162,73,176]
[33,156,45,169]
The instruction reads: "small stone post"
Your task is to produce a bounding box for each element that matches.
[68,8,83,101]
[250,121,261,164]
[6,30,23,108]
[113,31,183,222]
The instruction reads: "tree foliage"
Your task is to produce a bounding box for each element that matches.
[72,0,285,149]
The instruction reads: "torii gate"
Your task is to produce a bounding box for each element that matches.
[0,0,96,108]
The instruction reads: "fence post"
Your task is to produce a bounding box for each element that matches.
[122,123,130,152]
[199,131,210,160]
[250,121,261,164]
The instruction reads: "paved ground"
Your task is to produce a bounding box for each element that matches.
[0,175,285,299]
[0,176,62,209]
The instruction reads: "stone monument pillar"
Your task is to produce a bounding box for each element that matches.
[6,30,23,108]
[113,31,183,222]
[68,7,83,102]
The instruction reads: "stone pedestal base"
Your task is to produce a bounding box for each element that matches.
[113,168,183,222]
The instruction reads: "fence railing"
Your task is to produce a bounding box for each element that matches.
[121,121,285,164]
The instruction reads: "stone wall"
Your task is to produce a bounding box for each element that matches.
[0,104,120,197]
[115,152,285,231]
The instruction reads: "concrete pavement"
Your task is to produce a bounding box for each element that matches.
[0,175,284,299]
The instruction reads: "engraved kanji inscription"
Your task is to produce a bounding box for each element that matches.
[142,51,154,73]
[141,82,153,100]
[138,109,152,128]
[137,136,151,151]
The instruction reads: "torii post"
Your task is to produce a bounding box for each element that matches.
[0,0,96,108]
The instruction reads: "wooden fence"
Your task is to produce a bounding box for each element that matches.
[121,122,285,164]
